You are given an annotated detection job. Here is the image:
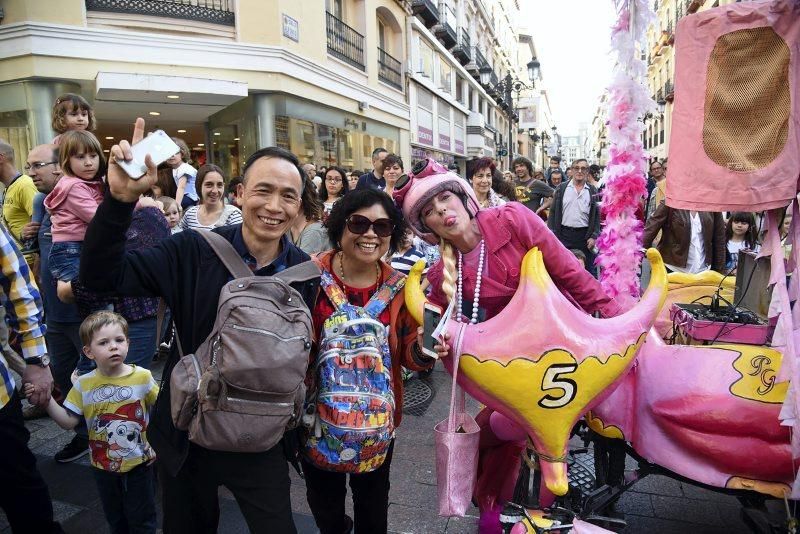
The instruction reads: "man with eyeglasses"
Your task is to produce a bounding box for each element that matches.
[0,140,39,265]
[23,144,94,461]
[548,159,601,276]
[645,159,667,220]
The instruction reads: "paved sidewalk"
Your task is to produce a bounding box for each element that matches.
[3,362,788,533]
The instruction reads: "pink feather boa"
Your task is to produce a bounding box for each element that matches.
[596,0,656,310]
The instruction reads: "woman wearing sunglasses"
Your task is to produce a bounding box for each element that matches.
[302,188,434,534]
[393,158,622,530]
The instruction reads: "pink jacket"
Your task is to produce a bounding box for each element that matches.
[44,175,105,242]
[427,202,621,319]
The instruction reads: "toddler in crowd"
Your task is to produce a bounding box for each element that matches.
[725,212,760,273]
[44,130,105,303]
[51,93,96,145]
[25,311,159,534]
[165,138,199,210]
[159,196,182,234]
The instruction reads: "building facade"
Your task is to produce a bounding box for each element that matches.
[0,0,412,178]
[406,0,540,173]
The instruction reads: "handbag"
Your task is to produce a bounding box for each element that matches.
[434,323,480,517]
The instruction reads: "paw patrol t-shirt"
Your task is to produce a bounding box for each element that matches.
[64,365,159,473]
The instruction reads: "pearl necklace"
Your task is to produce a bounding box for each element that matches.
[456,240,485,324]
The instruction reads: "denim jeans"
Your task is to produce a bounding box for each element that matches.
[48,241,82,282]
[92,463,157,534]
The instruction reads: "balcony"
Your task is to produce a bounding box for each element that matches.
[378,48,402,90]
[412,0,440,28]
[664,80,674,102]
[433,3,457,48]
[452,29,472,64]
[326,12,365,71]
[666,20,674,45]
[468,47,489,79]
[85,0,235,25]
[656,88,664,102]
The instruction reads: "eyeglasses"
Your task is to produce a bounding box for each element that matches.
[650,166,663,171]
[572,166,589,173]
[346,214,395,237]
[24,161,58,172]
[326,177,342,183]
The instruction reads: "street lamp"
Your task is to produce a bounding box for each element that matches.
[479,58,539,167]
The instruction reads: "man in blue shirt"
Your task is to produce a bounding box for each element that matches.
[355,147,388,190]
[22,144,88,463]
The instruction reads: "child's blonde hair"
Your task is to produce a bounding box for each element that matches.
[80,311,129,346]
[158,196,179,214]
[59,131,106,179]
[52,93,96,133]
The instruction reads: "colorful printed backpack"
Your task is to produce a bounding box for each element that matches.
[303,268,406,473]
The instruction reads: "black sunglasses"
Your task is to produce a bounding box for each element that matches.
[346,214,394,237]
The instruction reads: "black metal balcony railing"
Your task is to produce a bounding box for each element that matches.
[475,48,488,70]
[452,28,472,64]
[656,88,664,102]
[412,0,440,27]
[85,0,235,25]
[666,20,674,36]
[326,12,365,71]
[434,2,457,48]
[378,48,402,90]
[664,80,674,96]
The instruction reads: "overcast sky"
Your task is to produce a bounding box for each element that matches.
[520,0,618,136]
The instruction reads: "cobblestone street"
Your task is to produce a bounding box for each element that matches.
[2,362,788,533]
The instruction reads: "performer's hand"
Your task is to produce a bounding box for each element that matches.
[587,237,596,250]
[417,327,450,359]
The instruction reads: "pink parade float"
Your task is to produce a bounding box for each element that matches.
[405,0,800,531]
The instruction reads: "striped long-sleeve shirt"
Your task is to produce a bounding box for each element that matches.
[0,223,47,408]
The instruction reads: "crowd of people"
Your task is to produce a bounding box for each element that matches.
[0,94,777,534]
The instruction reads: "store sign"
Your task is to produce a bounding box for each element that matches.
[282,14,299,42]
[454,139,464,154]
[418,126,434,146]
[439,134,451,151]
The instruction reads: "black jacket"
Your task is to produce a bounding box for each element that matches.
[81,194,319,475]
[547,180,602,241]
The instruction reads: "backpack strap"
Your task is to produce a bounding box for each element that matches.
[363,270,406,318]
[274,261,321,285]
[319,269,350,310]
[196,230,252,279]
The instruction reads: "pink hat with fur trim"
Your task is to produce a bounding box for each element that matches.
[393,158,480,245]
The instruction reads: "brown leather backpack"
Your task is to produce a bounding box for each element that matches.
[170,231,319,452]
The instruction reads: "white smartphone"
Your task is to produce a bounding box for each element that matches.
[117,130,181,179]
[422,302,443,359]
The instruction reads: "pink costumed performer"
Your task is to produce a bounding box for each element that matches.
[393,158,626,533]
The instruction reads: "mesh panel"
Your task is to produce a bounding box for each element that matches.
[702,27,790,172]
